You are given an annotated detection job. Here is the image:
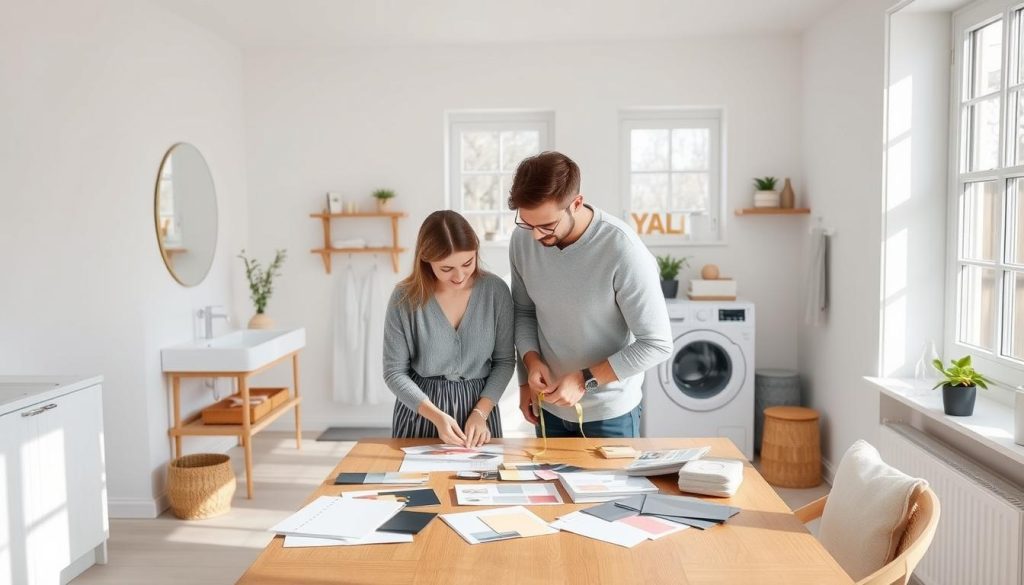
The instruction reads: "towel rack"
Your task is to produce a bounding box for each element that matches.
[309,210,407,274]
[809,216,836,236]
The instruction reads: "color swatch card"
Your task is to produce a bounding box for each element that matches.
[399,445,504,472]
[400,444,505,459]
[334,472,429,485]
[269,496,404,541]
[377,510,436,535]
[341,488,441,507]
[549,511,649,548]
[454,483,563,506]
[441,506,558,545]
[557,472,659,503]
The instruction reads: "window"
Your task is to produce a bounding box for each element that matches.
[620,109,723,244]
[446,111,553,242]
[951,2,1024,381]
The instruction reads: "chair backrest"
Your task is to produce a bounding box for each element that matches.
[856,486,940,585]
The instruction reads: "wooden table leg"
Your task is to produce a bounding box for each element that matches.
[239,374,254,499]
[293,352,302,450]
[171,375,182,459]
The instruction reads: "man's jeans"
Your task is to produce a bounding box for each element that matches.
[534,404,641,438]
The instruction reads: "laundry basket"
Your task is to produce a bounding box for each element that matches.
[167,453,236,520]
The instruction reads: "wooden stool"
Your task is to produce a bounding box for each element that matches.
[761,406,821,488]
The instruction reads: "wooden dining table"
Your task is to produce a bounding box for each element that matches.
[236,437,854,585]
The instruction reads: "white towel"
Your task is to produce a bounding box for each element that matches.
[360,264,389,406]
[804,228,830,325]
[333,264,366,403]
[332,238,366,249]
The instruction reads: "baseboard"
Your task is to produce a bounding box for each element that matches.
[108,493,168,519]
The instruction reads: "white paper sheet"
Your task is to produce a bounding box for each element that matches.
[282,532,414,547]
[269,495,404,541]
[440,506,558,545]
[549,511,649,548]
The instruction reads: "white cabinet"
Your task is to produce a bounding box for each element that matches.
[0,377,107,585]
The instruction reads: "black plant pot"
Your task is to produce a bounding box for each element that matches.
[661,279,679,299]
[942,384,977,416]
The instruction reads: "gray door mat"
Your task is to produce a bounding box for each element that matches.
[316,427,392,441]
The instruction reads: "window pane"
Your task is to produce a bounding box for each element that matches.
[671,128,709,171]
[958,264,998,350]
[1018,10,1024,84]
[466,213,503,240]
[500,131,539,172]
[630,173,669,210]
[461,132,499,171]
[1008,178,1024,265]
[971,19,1002,98]
[1012,91,1024,166]
[961,181,998,262]
[631,129,669,171]
[966,98,1000,172]
[670,173,708,212]
[1006,271,1024,359]
[462,175,500,211]
[500,175,513,210]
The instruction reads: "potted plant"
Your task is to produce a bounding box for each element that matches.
[656,254,689,298]
[932,355,991,416]
[753,176,780,208]
[238,249,287,329]
[372,188,396,212]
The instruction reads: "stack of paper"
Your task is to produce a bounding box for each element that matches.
[454,483,562,506]
[551,510,686,548]
[334,472,429,485]
[441,506,558,545]
[677,458,745,497]
[556,471,659,503]
[272,494,438,548]
[610,493,740,530]
[624,446,711,476]
[399,444,504,472]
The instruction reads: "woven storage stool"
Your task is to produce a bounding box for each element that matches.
[761,406,821,488]
[167,453,236,520]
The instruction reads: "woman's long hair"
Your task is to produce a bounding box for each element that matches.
[398,210,481,309]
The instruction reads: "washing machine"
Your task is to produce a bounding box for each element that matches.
[641,299,755,460]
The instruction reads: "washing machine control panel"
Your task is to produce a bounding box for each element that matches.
[719,309,747,322]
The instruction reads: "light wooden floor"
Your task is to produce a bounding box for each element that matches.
[72,432,828,585]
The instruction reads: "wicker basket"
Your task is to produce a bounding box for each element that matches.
[167,453,236,520]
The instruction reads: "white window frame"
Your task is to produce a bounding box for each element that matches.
[619,108,726,246]
[949,0,1024,388]
[445,110,554,245]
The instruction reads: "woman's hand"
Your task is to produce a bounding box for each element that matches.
[418,400,467,446]
[463,410,492,447]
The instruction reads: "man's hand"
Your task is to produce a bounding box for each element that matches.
[543,371,586,407]
[518,384,539,424]
[523,352,553,394]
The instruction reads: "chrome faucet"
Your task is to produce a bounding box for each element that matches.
[197,305,229,339]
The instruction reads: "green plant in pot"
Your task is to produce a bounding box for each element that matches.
[656,254,690,299]
[239,249,286,329]
[753,176,780,208]
[372,188,396,212]
[932,355,991,416]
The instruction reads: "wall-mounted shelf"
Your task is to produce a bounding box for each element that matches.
[309,210,407,274]
[734,208,811,216]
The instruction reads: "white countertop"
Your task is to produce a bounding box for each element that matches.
[867,376,1024,467]
[0,375,103,415]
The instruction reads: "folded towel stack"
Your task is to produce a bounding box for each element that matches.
[226,395,269,407]
[677,458,744,497]
[332,238,367,249]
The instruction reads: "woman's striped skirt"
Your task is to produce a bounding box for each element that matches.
[391,372,503,439]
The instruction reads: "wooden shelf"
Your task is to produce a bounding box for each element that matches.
[734,208,811,216]
[172,396,303,437]
[310,209,406,273]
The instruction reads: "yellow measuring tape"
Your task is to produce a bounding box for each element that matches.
[530,392,586,460]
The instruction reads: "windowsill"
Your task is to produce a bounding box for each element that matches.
[866,376,1024,466]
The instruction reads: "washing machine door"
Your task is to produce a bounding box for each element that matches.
[658,329,746,412]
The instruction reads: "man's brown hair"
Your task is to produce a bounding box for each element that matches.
[507,151,581,210]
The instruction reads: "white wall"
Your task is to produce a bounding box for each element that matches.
[0,0,248,517]
[799,0,897,470]
[243,37,808,430]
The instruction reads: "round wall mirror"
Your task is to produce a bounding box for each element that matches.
[154,143,218,286]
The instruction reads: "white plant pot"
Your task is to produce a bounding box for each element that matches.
[1015,391,1024,446]
[753,190,780,208]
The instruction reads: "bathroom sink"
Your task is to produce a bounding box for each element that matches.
[161,328,306,373]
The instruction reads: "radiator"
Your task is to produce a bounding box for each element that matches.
[879,423,1024,585]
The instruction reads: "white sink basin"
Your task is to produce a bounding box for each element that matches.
[161,328,306,373]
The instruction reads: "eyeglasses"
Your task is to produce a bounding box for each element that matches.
[514,203,574,235]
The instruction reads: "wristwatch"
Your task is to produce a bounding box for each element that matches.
[581,368,599,392]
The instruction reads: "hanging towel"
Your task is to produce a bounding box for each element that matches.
[360,264,389,406]
[333,264,366,403]
[804,228,830,326]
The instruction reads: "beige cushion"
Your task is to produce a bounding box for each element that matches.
[818,440,926,581]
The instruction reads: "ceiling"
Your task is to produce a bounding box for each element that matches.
[152,0,847,49]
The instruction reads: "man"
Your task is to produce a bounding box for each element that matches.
[509,151,672,438]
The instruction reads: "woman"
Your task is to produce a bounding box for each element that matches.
[383,210,514,446]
